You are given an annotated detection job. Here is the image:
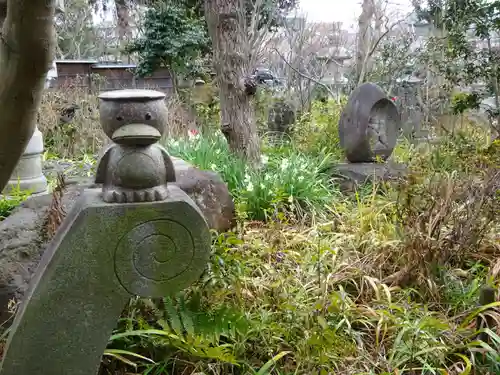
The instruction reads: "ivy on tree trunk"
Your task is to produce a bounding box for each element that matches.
[204,0,261,165]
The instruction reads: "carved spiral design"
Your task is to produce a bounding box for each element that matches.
[114,219,199,297]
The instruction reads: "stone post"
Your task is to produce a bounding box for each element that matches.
[267,98,295,146]
[3,128,48,195]
[400,77,424,140]
[0,89,211,375]
[2,0,64,196]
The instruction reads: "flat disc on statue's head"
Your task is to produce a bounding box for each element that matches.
[98,89,168,141]
[99,89,166,101]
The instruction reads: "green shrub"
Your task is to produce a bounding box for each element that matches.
[237,148,337,221]
[165,133,337,221]
[292,99,345,161]
[411,128,496,175]
[166,132,246,193]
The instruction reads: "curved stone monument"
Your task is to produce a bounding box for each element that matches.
[339,82,401,163]
[0,89,212,375]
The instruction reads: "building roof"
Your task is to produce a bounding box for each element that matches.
[55,59,99,64]
[92,64,137,69]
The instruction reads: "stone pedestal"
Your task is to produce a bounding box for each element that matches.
[334,162,407,184]
[3,127,48,196]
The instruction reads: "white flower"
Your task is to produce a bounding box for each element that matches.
[246,182,254,191]
[261,154,269,165]
[280,158,289,171]
[210,163,217,170]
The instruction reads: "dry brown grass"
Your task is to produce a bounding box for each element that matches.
[380,168,500,293]
[39,77,103,158]
[42,172,67,240]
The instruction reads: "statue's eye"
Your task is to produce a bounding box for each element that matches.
[116,115,124,121]
[145,113,152,120]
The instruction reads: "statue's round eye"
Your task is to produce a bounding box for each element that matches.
[145,113,152,120]
[116,115,124,121]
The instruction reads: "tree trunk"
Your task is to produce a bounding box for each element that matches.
[0,0,55,192]
[486,35,500,139]
[357,0,374,85]
[115,0,132,59]
[204,0,260,164]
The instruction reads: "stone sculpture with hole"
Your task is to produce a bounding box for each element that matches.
[336,82,406,184]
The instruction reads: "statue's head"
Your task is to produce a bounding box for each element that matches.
[98,89,168,146]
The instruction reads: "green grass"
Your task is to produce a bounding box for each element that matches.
[0,181,33,220]
[165,132,340,221]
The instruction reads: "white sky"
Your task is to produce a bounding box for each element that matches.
[298,0,414,28]
[94,0,415,29]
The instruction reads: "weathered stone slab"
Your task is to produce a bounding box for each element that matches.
[339,83,401,163]
[334,161,407,185]
[0,186,211,375]
[268,100,295,133]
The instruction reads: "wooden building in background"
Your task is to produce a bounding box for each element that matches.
[53,60,173,94]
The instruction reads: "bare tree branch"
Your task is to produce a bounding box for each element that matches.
[274,47,336,97]
[357,16,409,85]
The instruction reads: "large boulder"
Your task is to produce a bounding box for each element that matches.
[170,157,236,232]
[0,157,235,328]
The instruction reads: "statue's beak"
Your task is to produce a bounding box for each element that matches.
[112,124,161,145]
